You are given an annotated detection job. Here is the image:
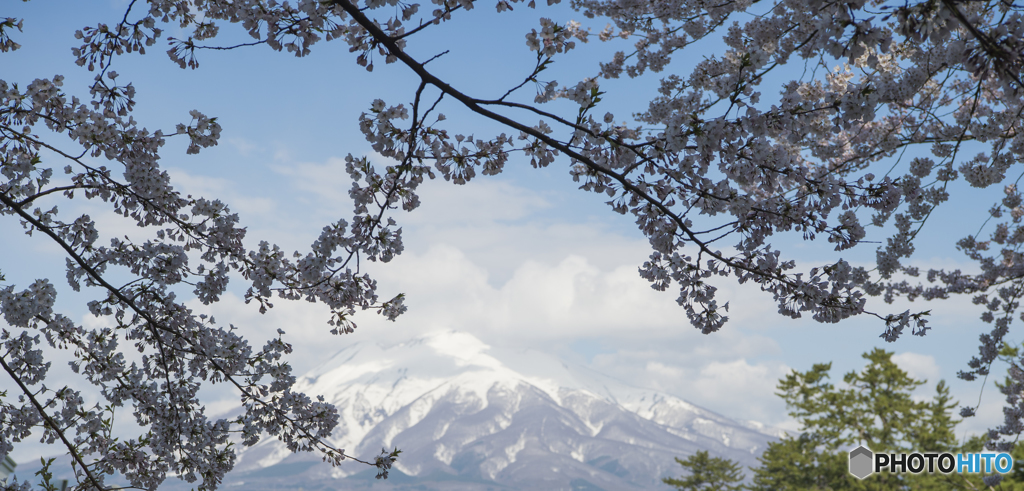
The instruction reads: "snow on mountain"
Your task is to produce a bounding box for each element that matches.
[217,330,785,490]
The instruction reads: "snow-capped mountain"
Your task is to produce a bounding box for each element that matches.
[217,330,785,490]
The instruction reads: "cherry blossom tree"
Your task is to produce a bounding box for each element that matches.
[2,0,1024,488]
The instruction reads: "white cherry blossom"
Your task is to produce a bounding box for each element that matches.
[5,0,1024,487]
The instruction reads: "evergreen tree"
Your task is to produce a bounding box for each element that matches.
[740,348,1024,490]
[668,348,1024,490]
[10,0,1024,486]
[663,450,746,491]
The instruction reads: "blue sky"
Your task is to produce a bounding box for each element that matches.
[2,0,1017,465]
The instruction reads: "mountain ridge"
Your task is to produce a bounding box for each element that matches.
[11,330,786,491]
[224,330,785,490]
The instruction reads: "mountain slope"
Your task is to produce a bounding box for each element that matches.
[217,331,784,490]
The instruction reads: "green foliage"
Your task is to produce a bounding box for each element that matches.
[773,349,957,453]
[960,434,1024,489]
[667,348,1024,490]
[663,450,746,491]
[34,457,61,491]
[747,348,1018,490]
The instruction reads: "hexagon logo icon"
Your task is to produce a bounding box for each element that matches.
[849,445,874,479]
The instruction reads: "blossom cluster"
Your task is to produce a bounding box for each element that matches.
[1,3,413,488]
[4,0,1024,487]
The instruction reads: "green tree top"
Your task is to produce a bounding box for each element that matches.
[663,450,746,491]
[749,348,982,490]
[669,347,1024,491]
[774,348,958,454]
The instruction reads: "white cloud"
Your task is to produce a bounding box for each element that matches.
[167,167,276,218]
[269,156,353,207]
[227,137,260,157]
[585,348,792,425]
[691,359,792,421]
[7,149,1011,466]
[646,360,685,377]
[167,234,798,427]
[406,178,553,226]
[363,246,711,341]
[892,352,941,384]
